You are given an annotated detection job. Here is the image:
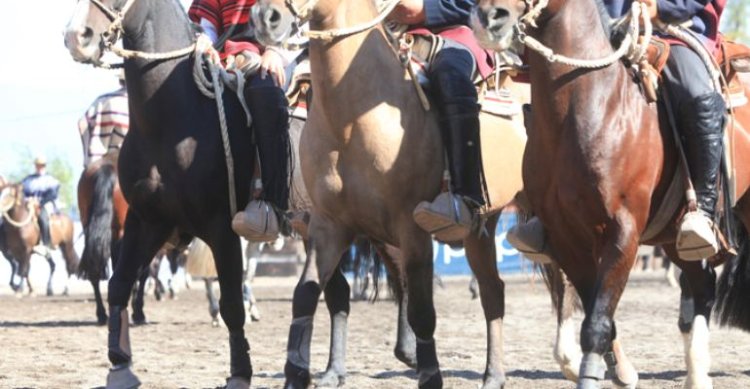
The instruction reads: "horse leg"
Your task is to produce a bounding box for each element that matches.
[131,267,149,325]
[575,218,639,389]
[106,212,172,388]
[552,267,582,382]
[204,278,221,327]
[45,252,56,296]
[317,261,351,388]
[664,245,715,389]
[401,230,442,388]
[60,241,79,296]
[376,244,418,369]
[245,256,260,321]
[284,215,352,389]
[464,215,505,389]
[92,279,108,325]
[207,224,255,388]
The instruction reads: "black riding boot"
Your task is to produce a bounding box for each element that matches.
[38,208,51,246]
[676,92,726,260]
[441,104,484,207]
[233,85,291,241]
[245,85,291,211]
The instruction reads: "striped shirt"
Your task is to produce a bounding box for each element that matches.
[78,87,129,167]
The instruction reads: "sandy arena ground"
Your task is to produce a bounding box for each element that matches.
[0,270,749,388]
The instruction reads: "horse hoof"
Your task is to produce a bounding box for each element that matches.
[131,312,147,326]
[560,362,580,382]
[225,376,250,389]
[106,364,141,389]
[683,376,713,389]
[97,315,109,326]
[284,361,311,389]
[212,319,220,328]
[394,346,417,369]
[576,377,601,389]
[418,370,443,389]
[46,288,54,297]
[316,369,344,388]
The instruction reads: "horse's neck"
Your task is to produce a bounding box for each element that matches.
[530,0,641,138]
[122,0,195,123]
[308,0,412,135]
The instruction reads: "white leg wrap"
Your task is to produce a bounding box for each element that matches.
[684,315,712,389]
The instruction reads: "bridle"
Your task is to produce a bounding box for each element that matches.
[81,0,196,68]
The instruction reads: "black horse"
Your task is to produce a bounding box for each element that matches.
[65,0,259,386]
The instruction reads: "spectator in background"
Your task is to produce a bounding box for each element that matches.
[77,72,129,168]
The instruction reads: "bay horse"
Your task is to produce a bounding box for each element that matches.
[0,183,78,296]
[473,1,750,388]
[252,1,539,388]
[77,151,128,324]
[65,0,257,386]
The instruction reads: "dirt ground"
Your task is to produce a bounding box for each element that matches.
[1,272,749,389]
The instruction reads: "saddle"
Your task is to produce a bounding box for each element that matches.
[717,39,750,108]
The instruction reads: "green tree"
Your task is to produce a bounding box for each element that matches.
[6,147,77,215]
[722,1,750,44]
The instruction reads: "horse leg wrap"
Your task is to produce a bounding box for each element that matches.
[287,316,313,370]
[108,305,132,366]
[328,311,348,374]
[229,330,252,379]
[578,352,606,387]
[416,337,442,388]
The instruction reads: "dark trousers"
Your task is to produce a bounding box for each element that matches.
[244,74,291,211]
[38,207,51,246]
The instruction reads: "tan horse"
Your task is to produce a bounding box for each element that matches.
[0,184,78,296]
[252,2,531,388]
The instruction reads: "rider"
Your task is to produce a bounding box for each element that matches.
[188,0,292,242]
[21,156,60,248]
[392,0,494,242]
[510,0,726,261]
[78,72,129,168]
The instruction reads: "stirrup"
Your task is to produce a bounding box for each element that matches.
[413,192,474,242]
[676,210,719,261]
[232,200,280,242]
[506,216,553,264]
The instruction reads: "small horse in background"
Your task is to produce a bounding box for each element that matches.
[473,1,750,388]
[0,183,78,296]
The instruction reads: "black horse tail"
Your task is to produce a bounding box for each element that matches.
[538,263,583,314]
[715,225,750,331]
[77,164,116,281]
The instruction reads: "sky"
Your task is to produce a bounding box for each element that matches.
[0,0,192,181]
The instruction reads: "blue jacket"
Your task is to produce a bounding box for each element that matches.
[602,0,724,50]
[21,173,60,206]
[423,0,475,28]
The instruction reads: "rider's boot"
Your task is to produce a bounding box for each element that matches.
[232,82,291,242]
[39,208,52,248]
[414,106,484,242]
[676,93,726,260]
[506,216,553,264]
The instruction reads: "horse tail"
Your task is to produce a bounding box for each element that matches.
[715,224,750,331]
[538,263,583,315]
[77,164,116,281]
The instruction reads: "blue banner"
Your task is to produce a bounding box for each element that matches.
[432,212,532,275]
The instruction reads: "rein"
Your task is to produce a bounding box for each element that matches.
[86,0,196,68]
[513,0,651,69]
[284,0,401,41]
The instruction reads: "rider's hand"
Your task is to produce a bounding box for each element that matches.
[639,0,658,20]
[389,0,425,25]
[260,49,286,87]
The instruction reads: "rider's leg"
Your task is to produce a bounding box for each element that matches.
[38,206,52,247]
[232,74,291,242]
[413,42,483,242]
[663,45,726,260]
